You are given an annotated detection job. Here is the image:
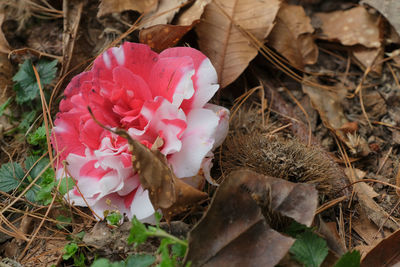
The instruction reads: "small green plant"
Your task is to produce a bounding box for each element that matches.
[287,222,360,267]
[63,231,86,266]
[12,59,57,105]
[27,125,48,154]
[91,212,188,267]
[0,156,74,204]
[127,212,188,267]
[106,211,123,226]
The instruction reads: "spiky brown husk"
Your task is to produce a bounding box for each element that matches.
[221,108,347,197]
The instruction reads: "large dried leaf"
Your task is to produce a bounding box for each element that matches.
[140,0,188,29]
[267,3,318,69]
[183,169,318,267]
[352,46,383,76]
[177,0,211,26]
[196,0,281,88]
[97,0,158,17]
[361,229,400,266]
[139,21,198,53]
[314,6,381,48]
[361,0,400,37]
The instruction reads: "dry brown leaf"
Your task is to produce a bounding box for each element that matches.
[361,228,400,266]
[352,209,389,246]
[344,168,379,199]
[140,0,188,29]
[361,0,400,37]
[139,21,198,53]
[314,6,381,48]
[352,46,383,76]
[345,167,398,230]
[0,8,10,54]
[196,0,281,88]
[267,3,318,69]
[177,0,211,26]
[97,0,158,17]
[302,80,348,140]
[183,169,318,267]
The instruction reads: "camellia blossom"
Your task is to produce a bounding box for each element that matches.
[51,42,229,221]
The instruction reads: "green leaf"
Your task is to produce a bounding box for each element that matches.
[35,168,56,204]
[0,162,25,192]
[59,176,76,195]
[56,215,72,230]
[286,221,313,237]
[172,243,187,258]
[106,212,123,226]
[155,211,162,226]
[63,242,79,260]
[27,125,48,151]
[13,59,57,104]
[125,254,156,267]
[290,231,328,267]
[159,239,175,267]
[334,250,361,267]
[18,110,37,131]
[25,155,50,180]
[127,216,148,245]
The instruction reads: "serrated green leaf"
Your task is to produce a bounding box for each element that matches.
[125,254,155,267]
[59,176,76,195]
[63,242,78,260]
[13,59,57,104]
[0,162,25,192]
[27,125,47,148]
[25,155,50,180]
[18,110,37,131]
[334,250,361,267]
[127,216,148,245]
[290,231,328,267]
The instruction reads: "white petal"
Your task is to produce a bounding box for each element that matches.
[169,108,219,178]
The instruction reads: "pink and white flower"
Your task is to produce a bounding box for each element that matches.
[51,42,229,221]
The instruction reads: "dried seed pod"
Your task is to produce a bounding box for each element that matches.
[221,108,348,197]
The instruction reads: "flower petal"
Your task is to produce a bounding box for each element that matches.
[160,47,219,111]
[168,108,219,178]
[148,56,195,107]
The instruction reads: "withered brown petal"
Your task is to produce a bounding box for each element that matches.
[183,169,318,267]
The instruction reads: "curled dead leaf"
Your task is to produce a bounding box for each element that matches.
[196,0,281,88]
[0,8,10,54]
[139,21,198,53]
[267,3,318,69]
[183,169,318,267]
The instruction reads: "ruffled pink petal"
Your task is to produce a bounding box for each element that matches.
[140,97,187,154]
[93,43,159,84]
[160,47,219,111]
[168,108,219,178]
[148,56,195,107]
